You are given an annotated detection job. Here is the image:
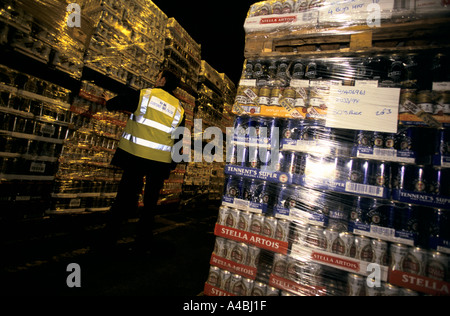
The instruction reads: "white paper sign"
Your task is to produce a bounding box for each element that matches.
[318,0,394,24]
[325,86,400,133]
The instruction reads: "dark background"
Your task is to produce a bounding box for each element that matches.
[153,0,257,87]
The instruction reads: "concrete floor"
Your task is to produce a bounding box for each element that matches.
[0,201,219,296]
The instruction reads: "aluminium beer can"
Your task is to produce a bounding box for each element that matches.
[207,266,221,287]
[404,247,428,276]
[238,211,253,232]
[347,273,364,296]
[426,251,448,282]
[354,235,374,262]
[251,282,267,296]
[218,269,231,292]
[250,213,264,235]
[262,216,278,238]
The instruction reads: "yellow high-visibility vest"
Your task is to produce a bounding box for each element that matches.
[118,88,184,163]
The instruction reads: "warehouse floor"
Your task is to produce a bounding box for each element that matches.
[0,199,219,296]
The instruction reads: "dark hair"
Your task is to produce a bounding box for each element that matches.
[160,69,180,93]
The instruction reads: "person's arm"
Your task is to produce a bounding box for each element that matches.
[104,90,141,113]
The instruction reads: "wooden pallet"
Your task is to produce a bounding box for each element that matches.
[244,17,450,58]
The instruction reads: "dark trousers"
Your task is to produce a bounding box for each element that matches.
[104,165,170,249]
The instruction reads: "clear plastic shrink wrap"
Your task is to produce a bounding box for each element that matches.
[204,1,450,296]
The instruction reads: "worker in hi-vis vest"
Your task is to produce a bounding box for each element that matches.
[100,69,185,254]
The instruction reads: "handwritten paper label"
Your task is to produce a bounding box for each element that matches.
[326,86,400,133]
[318,0,394,24]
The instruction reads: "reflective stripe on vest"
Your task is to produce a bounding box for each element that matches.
[118,88,184,163]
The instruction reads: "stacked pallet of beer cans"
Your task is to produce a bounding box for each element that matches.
[0,64,72,220]
[82,0,167,89]
[47,81,125,214]
[205,0,450,296]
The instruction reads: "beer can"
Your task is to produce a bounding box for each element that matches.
[282,86,297,107]
[369,161,390,187]
[399,287,419,296]
[248,116,261,140]
[217,206,230,226]
[247,245,261,268]
[365,281,384,296]
[238,211,252,232]
[357,130,373,148]
[410,165,429,193]
[354,235,373,262]
[339,232,356,258]
[262,216,277,238]
[218,269,231,292]
[231,242,248,265]
[347,273,364,296]
[324,228,340,253]
[399,89,417,114]
[259,86,271,106]
[243,60,254,79]
[404,247,428,276]
[365,199,392,227]
[348,159,370,185]
[431,53,450,82]
[270,86,282,107]
[429,209,450,245]
[305,60,318,79]
[250,213,264,235]
[393,203,419,234]
[225,176,246,200]
[291,219,308,245]
[434,91,450,115]
[281,118,300,140]
[301,120,320,141]
[241,278,254,296]
[384,283,400,296]
[253,180,272,206]
[266,286,280,296]
[214,237,227,257]
[417,90,434,114]
[207,266,221,287]
[228,144,248,167]
[275,218,290,242]
[305,225,326,250]
[233,115,250,142]
[426,251,448,281]
[282,151,300,174]
[243,179,254,202]
[226,208,240,229]
[285,256,300,282]
[372,239,389,266]
[373,132,384,149]
[272,253,287,277]
[387,54,404,86]
[292,59,305,79]
[229,274,243,296]
[402,53,419,89]
[396,126,415,151]
[304,262,323,287]
[430,167,442,196]
[251,282,267,296]
[247,146,260,169]
[225,240,237,260]
[390,243,409,272]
